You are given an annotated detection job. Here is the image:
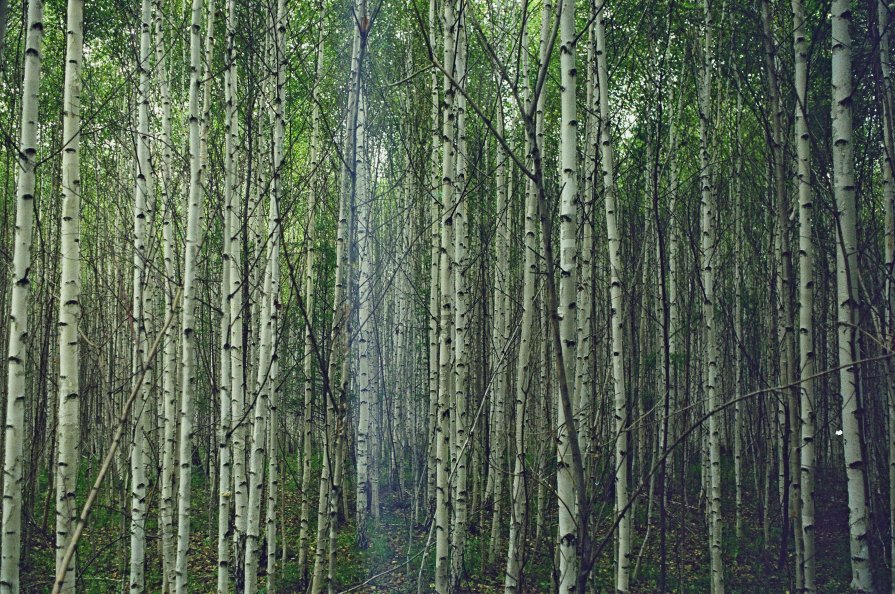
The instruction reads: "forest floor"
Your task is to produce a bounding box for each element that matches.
[19,463,856,592]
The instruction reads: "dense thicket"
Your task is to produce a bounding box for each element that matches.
[0,0,892,592]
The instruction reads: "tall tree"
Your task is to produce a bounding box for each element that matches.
[128,0,155,588]
[55,0,85,589]
[0,0,44,589]
[831,0,873,589]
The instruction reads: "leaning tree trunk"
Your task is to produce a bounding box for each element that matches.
[0,0,44,589]
[55,0,84,590]
[831,0,873,590]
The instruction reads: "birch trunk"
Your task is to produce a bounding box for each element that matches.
[699,1,723,590]
[831,1,873,589]
[451,6,470,587]
[153,0,179,588]
[265,0,286,586]
[312,1,365,587]
[226,0,248,573]
[244,82,280,594]
[218,0,240,588]
[557,0,580,589]
[298,1,324,578]
[356,89,373,551]
[0,1,43,589]
[880,0,895,587]
[129,0,154,587]
[488,108,509,563]
[173,0,204,587]
[594,4,630,590]
[504,7,548,588]
[426,0,441,515]
[55,0,84,589]
[435,1,458,589]
[792,0,816,589]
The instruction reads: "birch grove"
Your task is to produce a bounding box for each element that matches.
[0,0,893,592]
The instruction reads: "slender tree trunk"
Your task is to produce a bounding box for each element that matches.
[153,0,179,589]
[699,1,723,591]
[451,6,470,587]
[218,0,240,589]
[298,1,325,580]
[0,1,43,589]
[435,2,457,591]
[504,7,548,589]
[831,1,873,590]
[129,0,155,588]
[488,108,509,563]
[313,2,365,588]
[355,88,373,551]
[55,0,85,589]
[556,0,580,589]
[792,0,816,589]
[173,0,204,588]
[426,0,441,517]
[264,1,286,588]
[594,4,630,590]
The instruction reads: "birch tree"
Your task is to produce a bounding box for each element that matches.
[831,0,873,589]
[128,0,155,587]
[594,3,631,589]
[792,0,816,588]
[698,0,723,590]
[556,0,580,589]
[0,0,44,589]
[55,0,85,589]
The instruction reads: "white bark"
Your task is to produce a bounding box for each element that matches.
[55,0,84,590]
[699,1,723,590]
[218,0,239,589]
[299,1,324,578]
[244,82,281,594]
[594,4,630,590]
[174,0,204,587]
[129,0,154,587]
[312,2,365,587]
[557,0,579,589]
[792,0,816,589]
[451,7,470,587]
[355,90,373,550]
[226,0,248,569]
[426,0,441,515]
[153,0,179,588]
[435,1,457,590]
[831,1,873,589]
[504,7,548,589]
[264,0,285,587]
[0,0,43,589]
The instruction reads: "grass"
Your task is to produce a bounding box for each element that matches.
[17,454,861,592]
